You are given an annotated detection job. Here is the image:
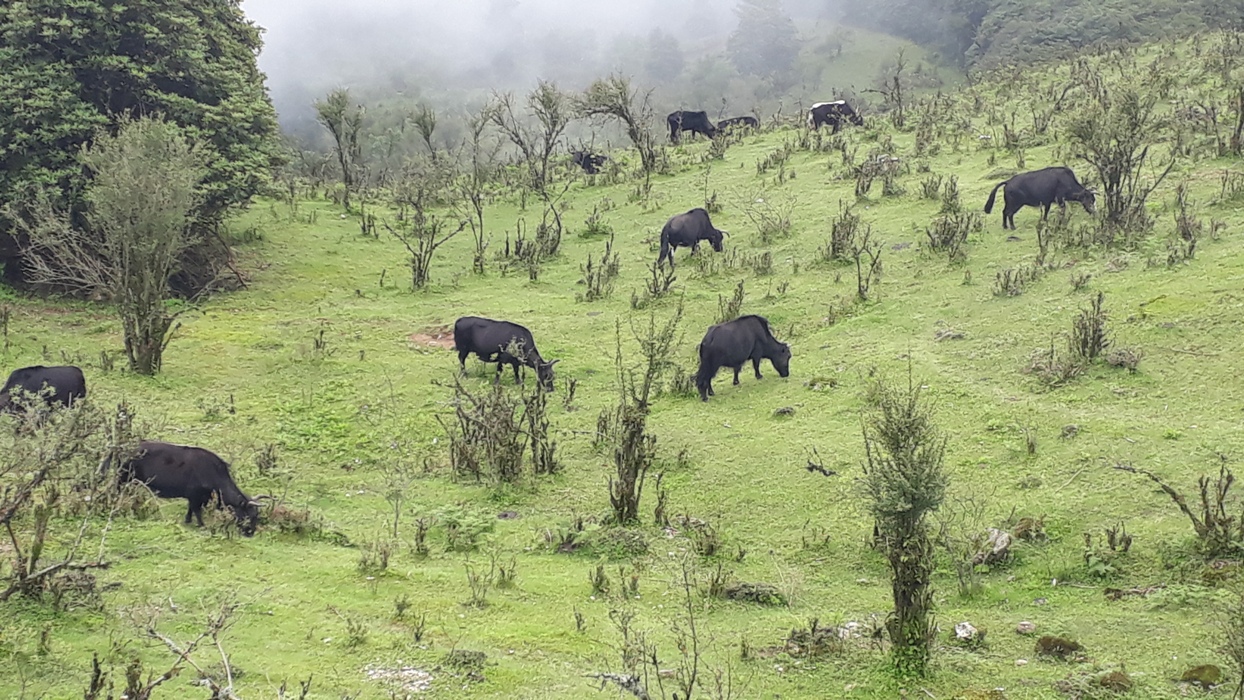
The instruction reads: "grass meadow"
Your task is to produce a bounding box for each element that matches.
[3,36,1244,700]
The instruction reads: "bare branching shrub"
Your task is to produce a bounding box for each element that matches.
[437,378,524,484]
[860,372,947,677]
[715,281,745,324]
[1115,461,1244,557]
[851,225,883,301]
[579,234,621,302]
[1066,73,1175,240]
[14,118,207,375]
[1069,270,1092,292]
[920,174,944,200]
[384,199,465,290]
[1169,182,1201,265]
[935,493,991,598]
[1,401,137,607]
[924,212,979,263]
[1069,292,1110,362]
[315,89,365,209]
[491,82,572,248]
[606,305,683,525]
[738,190,794,244]
[590,556,747,700]
[630,260,677,310]
[454,106,502,275]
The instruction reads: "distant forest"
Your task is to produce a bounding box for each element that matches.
[841,0,1244,68]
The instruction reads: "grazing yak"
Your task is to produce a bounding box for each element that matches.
[667,110,717,143]
[0,365,87,413]
[657,208,726,268]
[807,101,864,133]
[717,116,759,132]
[453,316,559,390]
[117,441,262,536]
[695,315,791,402]
[983,166,1096,230]
[571,150,608,174]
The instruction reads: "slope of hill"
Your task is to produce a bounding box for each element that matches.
[2,35,1244,699]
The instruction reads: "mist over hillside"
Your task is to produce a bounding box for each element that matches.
[245,0,858,136]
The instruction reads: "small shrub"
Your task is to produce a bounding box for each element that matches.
[924,211,980,263]
[715,281,745,324]
[578,234,621,302]
[1069,270,1092,291]
[823,200,861,261]
[992,264,1043,297]
[920,173,944,200]
[1069,292,1110,362]
[582,205,614,237]
[785,618,846,658]
[1105,347,1143,373]
[1024,340,1085,389]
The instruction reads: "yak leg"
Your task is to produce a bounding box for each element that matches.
[493,362,504,384]
[1041,202,1052,220]
[458,350,470,375]
[513,361,523,385]
[187,493,208,527]
[732,366,742,385]
[753,356,764,379]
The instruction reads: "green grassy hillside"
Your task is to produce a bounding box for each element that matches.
[3,37,1244,699]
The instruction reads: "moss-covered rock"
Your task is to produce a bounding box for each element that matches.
[1035,635,1084,660]
[1180,664,1223,688]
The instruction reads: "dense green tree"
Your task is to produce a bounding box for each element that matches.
[727,0,801,79]
[0,0,278,288]
[16,118,207,375]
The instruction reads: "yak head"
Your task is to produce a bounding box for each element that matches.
[773,343,792,378]
[234,498,262,537]
[706,228,726,253]
[537,359,560,391]
[850,112,865,127]
[1077,189,1097,215]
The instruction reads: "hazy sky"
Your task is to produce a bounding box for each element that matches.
[243,0,832,122]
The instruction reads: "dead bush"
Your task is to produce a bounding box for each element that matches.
[1115,460,1244,557]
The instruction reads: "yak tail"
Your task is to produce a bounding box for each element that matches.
[983,180,1007,214]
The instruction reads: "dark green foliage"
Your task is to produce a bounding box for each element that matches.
[861,374,948,677]
[0,0,278,231]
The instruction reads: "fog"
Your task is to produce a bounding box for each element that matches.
[244,0,836,131]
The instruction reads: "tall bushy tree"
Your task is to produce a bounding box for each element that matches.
[0,0,278,290]
[314,88,366,210]
[727,0,801,80]
[1065,74,1174,236]
[861,374,948,677]
[576,75,663,178]
[17,118,207,375]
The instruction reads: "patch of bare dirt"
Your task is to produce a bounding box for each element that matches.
[408,325,454,350]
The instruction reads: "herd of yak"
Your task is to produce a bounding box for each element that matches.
[0,99,1100,538]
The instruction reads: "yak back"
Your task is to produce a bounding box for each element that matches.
[453,316,544,366]
[699,315,783,364]
[123,441,250,507]
[0,365,87,410]
[986,166,1089,213]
